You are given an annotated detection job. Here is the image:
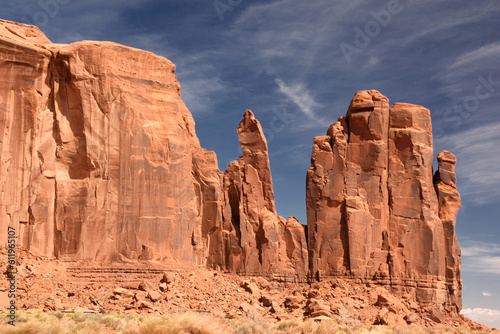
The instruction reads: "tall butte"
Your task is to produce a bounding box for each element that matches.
[306,90,462,314]
[0,19,308,279]
[0,19,223,265]
[0,19,462,318]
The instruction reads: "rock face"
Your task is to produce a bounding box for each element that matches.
[0,20,308,279]
[0,19,222,264]
[221,110,280,274]
[220,110,308,277]
[306,90,461,314]
[1,20,461,318]
[434,151,462,308]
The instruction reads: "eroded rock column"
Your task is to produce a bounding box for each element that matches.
[434,150,462,312]
[307,90,462,312]
[345,90,390,278]
[221,110,309,279]
[222,110,280,274]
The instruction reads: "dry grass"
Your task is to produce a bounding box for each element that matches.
[0,310,490,334]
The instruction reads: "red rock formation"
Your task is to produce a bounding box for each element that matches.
[307,90,462,314]
[307,90,390,279]
[221,110,280,274]
[1,20,462,319]
[0,19,221,265]
[434,150,462,311]
[221,110,308,278]
[0,21,54,255]
[0,20,309,278]
[278,216,308,277]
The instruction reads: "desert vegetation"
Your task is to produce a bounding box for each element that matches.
[0,310,490,334]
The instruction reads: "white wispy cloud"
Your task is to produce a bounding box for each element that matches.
[228,0,366,112]
[461,240,500,275]
[403,4,500,100]
[461,241,500,257]
[461,308,500,329]
[465,257,500,275]
[437,122,500,205]
[269,142,312,167]
[482,291,492,297]
[401,9,494,48]
[449,42,500,70]
[275,78,322,119]
[179,75,230,114]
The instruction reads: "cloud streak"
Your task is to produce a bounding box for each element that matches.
[461,308,500,328]
[275,78,322,120]
[449,42,500,70]
[437,122,500,205]
[461,240,500,275]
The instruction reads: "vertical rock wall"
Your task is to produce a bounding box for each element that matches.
[0,22,54,256]
[306,90,462,313]
[434,150,462,311]
[0,20,222,265]
[221,110,308,278]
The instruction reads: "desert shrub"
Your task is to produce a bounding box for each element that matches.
[0,311,492,334]
[233,317,274,334]
[71,311,90,323]
[74,319,103,334]
[298,318,340,334]
[100,314,124,330]
[0,318,66,334]
[52,311,65,319]
[136,312,232,334]
[275,319,300,333]
[336,325,354,334]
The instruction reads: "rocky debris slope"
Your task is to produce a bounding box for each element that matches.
[1,249,488,330]
[0,20,467,326]
[306,90,462,316]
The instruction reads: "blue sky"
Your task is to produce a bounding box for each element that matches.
[4,0,500,328]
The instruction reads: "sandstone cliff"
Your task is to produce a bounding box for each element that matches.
[306,90,461,314]
[0,19,307,278]
[0,20,462,319]
[0,19,222,265]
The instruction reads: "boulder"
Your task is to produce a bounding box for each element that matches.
[241,280,261,296]
[161,273,173,284]
[138,281,154,293]
[113,287,134,298]
[148,290,162,303]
